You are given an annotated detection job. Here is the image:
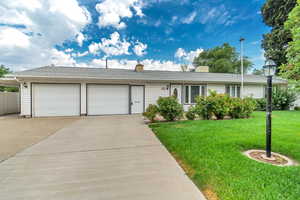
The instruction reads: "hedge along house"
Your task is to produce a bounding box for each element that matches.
[0,64,287,117]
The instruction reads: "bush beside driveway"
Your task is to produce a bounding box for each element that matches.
[0,116,79,161]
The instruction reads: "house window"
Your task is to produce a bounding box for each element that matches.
[191,86,200,103]
[184,85,206,104]
[225,85,241,98]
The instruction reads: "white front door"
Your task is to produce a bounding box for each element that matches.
[131,86,144,114]
[171,85,182,103]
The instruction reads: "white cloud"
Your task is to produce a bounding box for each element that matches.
[175,48,203,62]
[200,5,235,26]
[182,11,197,24]
[75,51,89,57]
[0,27,30,48]
[88,43,99,55]
[95,0,144,29]
[154,19,161,27]
[88,32,131,57]
[172,16,178,23]
[175,48,186,58]
[65,48,74,53]
[91,59,181,71]
[50,49,76,66]
[0,0,91,70]
[76,32,85,46]
[133,41,147,56]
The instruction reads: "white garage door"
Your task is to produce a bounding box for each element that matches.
[87,85,129,115]
[33,84,80,117]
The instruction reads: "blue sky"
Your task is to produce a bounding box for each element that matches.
[0,0,269,72]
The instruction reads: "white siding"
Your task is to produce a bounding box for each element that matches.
[183,105,191,112]
[207,84,225,94]
[20,82,31,116]
[145,83,170,109]
[0,92,19,115]
[243,85,264,98]
[81,83,86,115]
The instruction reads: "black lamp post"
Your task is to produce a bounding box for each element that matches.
[263,59,276,158]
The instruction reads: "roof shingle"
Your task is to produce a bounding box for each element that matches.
[9,66,287,84]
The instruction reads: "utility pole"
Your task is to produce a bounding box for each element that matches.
[239,37,245,98]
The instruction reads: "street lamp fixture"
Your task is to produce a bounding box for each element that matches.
[263,59,276,158]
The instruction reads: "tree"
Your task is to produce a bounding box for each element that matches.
[193,43,252,73]
[279,0,300,81]
[252,68,264,75]
[0,65,18,92]
[0,65,10,77]
[180,64,188,72]
[261,0,297,69]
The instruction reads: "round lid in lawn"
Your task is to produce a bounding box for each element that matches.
[243,150,298,167]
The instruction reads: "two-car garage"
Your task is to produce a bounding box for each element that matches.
[31,83,142,117]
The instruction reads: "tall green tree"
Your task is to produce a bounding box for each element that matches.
[261,0,297,69]
[0,65,10,77]
[193,43,252,73]
[280,0,300,81]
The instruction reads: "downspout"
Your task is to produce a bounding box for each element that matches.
[14,77,22,116]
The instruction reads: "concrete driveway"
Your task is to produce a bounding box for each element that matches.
[0,115,79,162]
[0,115,206,200]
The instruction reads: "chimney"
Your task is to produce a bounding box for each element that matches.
[135,63,144,72]
[195,66,209,73]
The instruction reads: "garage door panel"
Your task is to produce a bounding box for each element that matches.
[87,85,129,115]
[33,84,80,117]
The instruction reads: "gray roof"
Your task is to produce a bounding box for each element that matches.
[9,66,287,84]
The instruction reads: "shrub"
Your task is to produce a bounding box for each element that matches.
[186,106,197,120]
[195,91,231,120]
[143,104,159,123]
[157,96,184,121]
[272,88,297,110]
[242,97,257,118]
[228,98,244,119]
[229,97,257,119]
[207,91,231,120]
[255,98,266,111]
[295,106,300,111]
[195,96,212,120]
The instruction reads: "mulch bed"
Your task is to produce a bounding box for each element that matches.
[249,151,288,165]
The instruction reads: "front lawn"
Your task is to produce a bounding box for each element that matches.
[150,111,300,200]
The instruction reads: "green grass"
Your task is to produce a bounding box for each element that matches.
[150,111,300,200]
